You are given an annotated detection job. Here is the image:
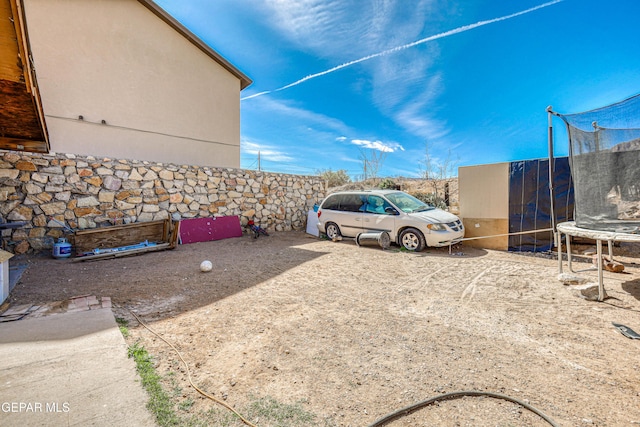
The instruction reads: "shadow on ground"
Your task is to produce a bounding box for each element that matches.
[8,232,328,323]
[622,278,640,301]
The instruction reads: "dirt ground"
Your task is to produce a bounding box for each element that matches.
[7,231,640,426]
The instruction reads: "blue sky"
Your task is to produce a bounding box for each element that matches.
[154,0,640,179]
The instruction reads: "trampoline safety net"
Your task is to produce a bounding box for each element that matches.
[555,93,640,233]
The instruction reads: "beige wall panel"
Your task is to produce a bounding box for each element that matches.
[459,162,509,219]
[23,0,241,167]
[462,218,509,250]
[459,162,510,250]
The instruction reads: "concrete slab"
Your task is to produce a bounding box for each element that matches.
[0,308,156,426]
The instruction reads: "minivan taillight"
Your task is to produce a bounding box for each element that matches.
[317,210,322,218]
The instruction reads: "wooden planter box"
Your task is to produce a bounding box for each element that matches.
[70,219,177,261]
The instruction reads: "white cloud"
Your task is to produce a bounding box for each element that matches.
[245,0,564,115]
[245,1,437,99]
[350,139,404,153]
[242,140,293,162]
[247,1,570,165]
[261,0,388,56]
[245,96,351,135]
[392,73,450,142]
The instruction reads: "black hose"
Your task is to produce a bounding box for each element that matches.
[367,390,560,427]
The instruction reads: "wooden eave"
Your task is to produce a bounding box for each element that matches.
[0,0,49,153]
[138,0,252,90]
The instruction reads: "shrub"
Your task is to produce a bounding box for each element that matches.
[318,169,351,188]
[378,178,398,190]
[411,192,447,210]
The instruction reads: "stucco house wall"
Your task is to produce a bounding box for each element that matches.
[22,0,250,168]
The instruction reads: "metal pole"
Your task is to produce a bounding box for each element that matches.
[546,106,556,235]
[592,121,600,152]
[597,239,604,301]
[547,106,562,272]
[556,231,563,274]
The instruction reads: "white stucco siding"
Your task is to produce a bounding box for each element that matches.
[23,0,242,167]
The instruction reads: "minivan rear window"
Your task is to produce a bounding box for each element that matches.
[322,194,366,212]
[321,195,340,210]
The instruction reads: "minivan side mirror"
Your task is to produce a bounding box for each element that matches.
[385,206,399,215]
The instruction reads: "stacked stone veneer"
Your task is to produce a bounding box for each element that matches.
[0,150,325,254]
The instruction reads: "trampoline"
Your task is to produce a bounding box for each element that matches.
[548,94,640,301]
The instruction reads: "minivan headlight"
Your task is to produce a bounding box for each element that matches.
[427,223,446,231]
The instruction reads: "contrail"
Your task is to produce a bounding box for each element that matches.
[242,0,563,101]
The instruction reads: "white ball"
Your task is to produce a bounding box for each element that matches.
[200,260,213,272]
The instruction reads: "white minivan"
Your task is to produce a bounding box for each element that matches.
[316,190,464,251]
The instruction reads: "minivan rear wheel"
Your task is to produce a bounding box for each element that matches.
[400,227,426,252]
[325,222,342,240]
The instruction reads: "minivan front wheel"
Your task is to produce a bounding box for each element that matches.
[400,228,426,252]
[325,222,342,240]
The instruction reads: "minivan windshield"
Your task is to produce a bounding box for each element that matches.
[386,192,435,213]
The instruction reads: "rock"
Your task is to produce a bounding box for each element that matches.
[143,170,158,181]
[74,207,102,217]
[128,169,144,181]
[14,240,30,254]
[96,167,113,176]
[159,170,174,180]
[31,173,49,183]
[25,183,43,194]
[0,169,19,179]
[7,205,33,221]
[16,160,37,171]
[98,191,115,203]
[41,166,63,174]
[572,283,607,301]
[103,175,122,191]
[40,201,67,216]
[55,191,71,202]
[77,196,100,207]
[142,204,160,213]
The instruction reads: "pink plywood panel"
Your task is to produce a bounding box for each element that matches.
[178,216,243,244]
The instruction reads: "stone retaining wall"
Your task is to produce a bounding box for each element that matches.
[0,151,325,254]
